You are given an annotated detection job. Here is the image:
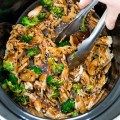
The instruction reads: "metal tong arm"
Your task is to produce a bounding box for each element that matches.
[77,10,107,53]
[55,0,99,43]
[76,0,98,19]
[68,10,107,69]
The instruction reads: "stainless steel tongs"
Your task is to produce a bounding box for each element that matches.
[55,0,107,69]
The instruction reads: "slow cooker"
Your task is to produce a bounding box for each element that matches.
[0,0,120,120]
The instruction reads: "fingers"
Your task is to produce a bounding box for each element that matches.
[105,7,119,30]
[78,0,92,9]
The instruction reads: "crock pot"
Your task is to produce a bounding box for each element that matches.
[0,1,120,120]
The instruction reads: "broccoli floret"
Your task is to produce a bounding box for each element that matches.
[7,81,25,94]
[46,75,62,99]
[61,99,75,114]
[8,73,18,84]
[51,6,63,18]
[46,75,62,88]
[79,16,87,32]
[72,83,82,94]
[3,60,14,71]
[71,111,79,117]
[15,95,29,105]
[1,72,25,94]
[57,37,70,47]
[0,69,15,88]
[29,65,42,75]
[0,69,26,100]
[39,0,53,8]
[1,81,8,89]
[48,58,64,75]
[47,77,61,98]
[86,84,93,92]
[20,34,33,43]
[2,79,25,94]
[38,12,47,21]
[1,72,18,88]
[26,46,39,57]
[52,63,64,75]
[20,16,39,27]
[50,87,60,98]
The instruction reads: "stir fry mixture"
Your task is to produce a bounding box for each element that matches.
[0,0,113,119]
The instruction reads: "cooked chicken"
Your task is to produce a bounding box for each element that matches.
[2,0,113,119]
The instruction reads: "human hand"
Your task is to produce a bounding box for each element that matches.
[78,0,120,30]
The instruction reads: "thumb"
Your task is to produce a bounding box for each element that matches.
[105,7,119,30]
[79,0,92,9]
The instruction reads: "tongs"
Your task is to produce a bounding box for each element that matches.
[55,0,107,70]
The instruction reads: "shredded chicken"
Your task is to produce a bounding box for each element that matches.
[3,0,113,119]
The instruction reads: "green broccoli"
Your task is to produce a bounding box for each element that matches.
[2,80,25,94]
[7,73,18,84]
[20,16,39,27]
[15,95,29,105]
[72,83,82,94]
[39,0,53,8]
[48,58,64,75]
[86,84,93,92]
[5,73,24,94]
[29,65,42,75]
[79,16,87,32]
[52,63,64,75]
[26,46,39,57]
[3,60,14,71]
[7,81,25,94]
[50,86,60,98]
[61,99,75,114]
[1,72,25,94]
[0,68,26,101]
[1,72,18,87]
[38,12,47,21]
[46,75,61,99]
[71,111,79,117]
[1,82,7,89]
[0,68,13,86]
[51,6,63,18]
[46,75,62,88]
[20,34,33,43]
[57,37,70,47]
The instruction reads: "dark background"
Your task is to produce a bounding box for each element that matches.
[0,0,35,50]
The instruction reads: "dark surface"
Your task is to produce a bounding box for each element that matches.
[0,0,120,120]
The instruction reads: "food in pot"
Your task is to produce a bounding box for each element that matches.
[0,0,113,119]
